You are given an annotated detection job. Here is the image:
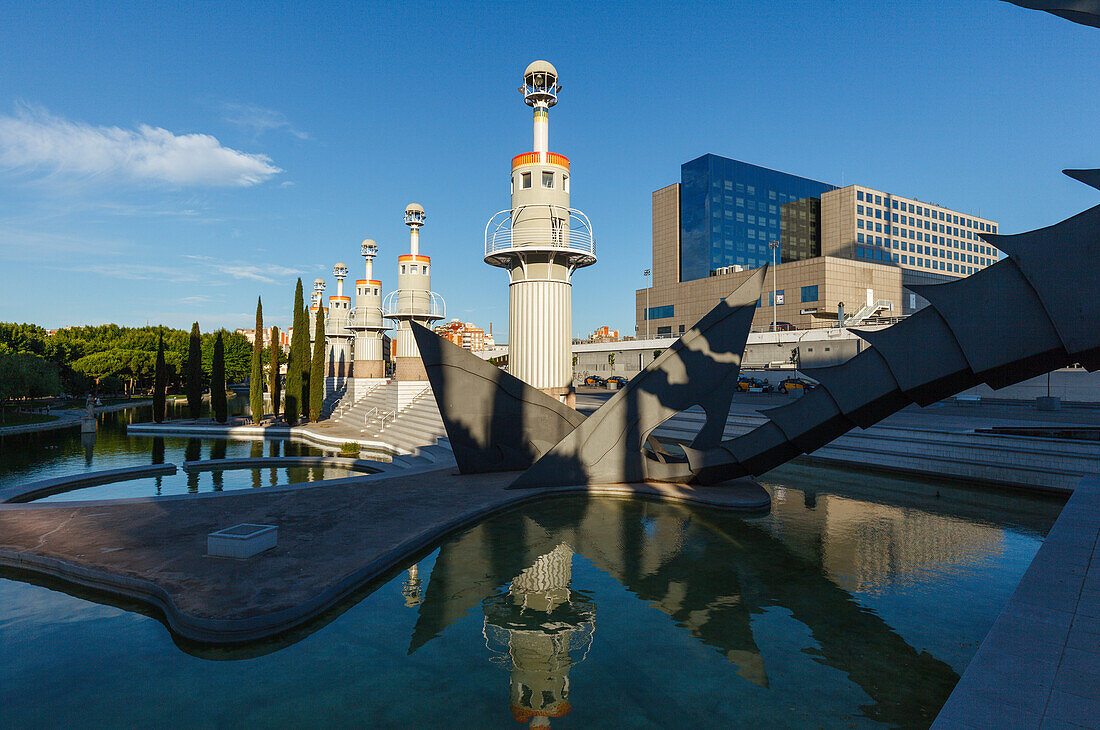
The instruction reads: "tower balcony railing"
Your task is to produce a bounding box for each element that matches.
[381,290,446,321]
[484,206,596,268]
[345,307,387,331]
[511,151,570,171]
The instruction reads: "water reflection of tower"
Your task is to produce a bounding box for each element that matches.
[401,564,423,608]
[483,543,596,727]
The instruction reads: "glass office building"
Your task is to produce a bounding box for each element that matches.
[679,154,837,282]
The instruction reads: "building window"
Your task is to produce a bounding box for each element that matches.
[521,172,531,189]
[563,175,569,192]
[542,171,554,188]
[857,190,864,201]
[801,285,819,302]
[401,264,406,274]
[766,290,785,306]
[410,265,418,274]
[645,304,675,320]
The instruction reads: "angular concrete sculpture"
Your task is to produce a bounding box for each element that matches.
[419,170,1098,489]
[677,169,1100,484]
[1003,0,1100,27]
[509,268,766,488]
[410,321,585,473]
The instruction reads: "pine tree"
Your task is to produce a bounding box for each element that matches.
[269,325,281,419]
[309,306,326,421]
[212,331,227,423]
[186,322,202,419]
[284,279,305,425]
[249,297,264,423]
[153,334,167,423]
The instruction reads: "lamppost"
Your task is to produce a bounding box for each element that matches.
[643,268,651,340]
[768,240,780,338]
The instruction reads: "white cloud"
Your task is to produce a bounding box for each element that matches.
[223,103,310,140]
[0,105,282,187]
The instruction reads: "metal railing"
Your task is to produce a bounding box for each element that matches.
[381,290,446,320]
[485,206,595,261]
[346,308,386,329]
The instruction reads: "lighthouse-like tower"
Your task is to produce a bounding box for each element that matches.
[326,262,353,380]
[383,203,445,381]
[485,61,595,406]
[348,239,387,384]
[309,277,326,348]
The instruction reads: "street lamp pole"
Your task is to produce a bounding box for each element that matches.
[768,240,780,337]
[643,268,651,340]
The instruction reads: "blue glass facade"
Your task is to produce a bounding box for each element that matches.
[679,155,837,282]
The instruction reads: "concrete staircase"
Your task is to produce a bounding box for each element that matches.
[328,382,448,454]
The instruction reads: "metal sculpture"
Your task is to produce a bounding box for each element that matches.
[417,170,1099,488]
[410,321,585,473]
[1004,0,1100,27]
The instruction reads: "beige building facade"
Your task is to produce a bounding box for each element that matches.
[638,169,1002,334]
[821,184,1000,277]
[637,184,903,335]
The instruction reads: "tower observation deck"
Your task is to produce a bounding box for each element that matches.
[484,60,595,404]
[384,203,445,381]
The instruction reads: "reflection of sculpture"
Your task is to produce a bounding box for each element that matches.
[410,497,958,727]
[418,171,1099,489]
[482,544,595,728]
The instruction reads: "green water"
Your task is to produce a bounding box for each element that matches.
[0,455,1063,728]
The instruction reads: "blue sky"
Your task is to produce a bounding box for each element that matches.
[0,1,1096,336]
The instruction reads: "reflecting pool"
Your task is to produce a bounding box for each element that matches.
[0,461,1063,728]
[0,404,331,493]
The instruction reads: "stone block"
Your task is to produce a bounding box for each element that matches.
[207,524,277,559]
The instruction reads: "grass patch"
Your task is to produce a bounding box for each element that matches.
[0,411,61,427]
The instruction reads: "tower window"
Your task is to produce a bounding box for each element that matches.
[562,174,569,192]
[410,265,418,274]
[521,172,531,189]
[542,171,554,188]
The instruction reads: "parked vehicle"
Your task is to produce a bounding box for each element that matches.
[737,376,774,393]
[584,375,606,387]
[778,377,817,394]
[767,322,796,332]
[606,376,628,387]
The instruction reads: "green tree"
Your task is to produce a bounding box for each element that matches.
[250,297,264,422]
[212,331,227,423]
[284,279,306,425]
[299,300,311,419]
[309,307,326,422]
[0,352,61,423]
[153,335,167,423]
[187,322,202,419]
[269,326,281,418]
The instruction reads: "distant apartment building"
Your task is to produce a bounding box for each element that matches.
[589,326,619,342]
[433,319,487,351]
[235,326,291,351]
[637,154,1001,335]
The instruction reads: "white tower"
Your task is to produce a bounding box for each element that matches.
[326,262,353,381]
[485,61,595,406]
[309,277,326,347]
[348,239,387,381]
[383,203,445,381]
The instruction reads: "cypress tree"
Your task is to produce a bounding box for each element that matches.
[212,331,227,423]
[153,334,167,423]
[284,279,305,425]
[269,325,281,419]
[249,297,264,423]
[299,300,311,419]
[309,307,326,422]
[186,322,202,419]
